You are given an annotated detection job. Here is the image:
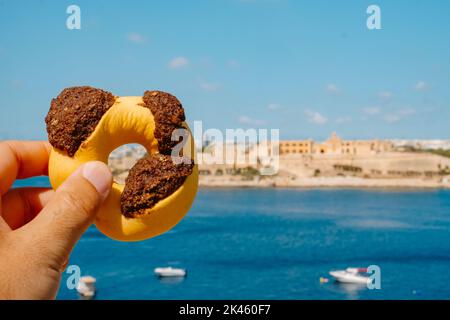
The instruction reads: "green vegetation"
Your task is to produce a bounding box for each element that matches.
[396,147,450,175]
[428,149,450,159]
[333,164,362,172]
[240,167,260,178]
[226,166,260,177]
[401,146,450,159]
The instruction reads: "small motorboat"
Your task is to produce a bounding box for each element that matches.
[329,268,370,285]
[154,267,187,278]
[76,276,97,298]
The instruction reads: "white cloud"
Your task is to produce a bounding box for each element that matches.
[383,114,401,123]
[378,91,393,100]
[414,81,428,91]
[169,56,189,69]
[384,108,416,123]
[326,84,340,94]
[305,110,328,125]
[267,103,281,110]
[126,32,148,44]
[363,107,380,115]
[397,108,416,116]
[200,82,220,92]
[335,116,352,124]
[238,116,265,126]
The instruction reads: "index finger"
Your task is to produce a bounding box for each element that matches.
[0,141,51,195]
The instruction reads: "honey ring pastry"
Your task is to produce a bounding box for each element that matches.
[45,86,198,241]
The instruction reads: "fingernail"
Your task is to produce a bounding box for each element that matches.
[82,161,113,201]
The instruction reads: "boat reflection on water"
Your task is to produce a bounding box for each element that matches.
[78,293,96,300]
[332,282,367,300]
[157,276,186,285]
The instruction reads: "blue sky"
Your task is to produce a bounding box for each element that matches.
[0,0,449,141]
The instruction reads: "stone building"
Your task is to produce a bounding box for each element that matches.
[279,132,393,156]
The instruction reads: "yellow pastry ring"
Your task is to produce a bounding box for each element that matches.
[48,96,198,242]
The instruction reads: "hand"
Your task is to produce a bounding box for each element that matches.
[0,141,112,299]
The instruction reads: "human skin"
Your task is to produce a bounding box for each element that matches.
[0,141,112,299]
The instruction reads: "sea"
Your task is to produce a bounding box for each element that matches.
[13,176,450,300]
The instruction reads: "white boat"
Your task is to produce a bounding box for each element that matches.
[329,268,370,285]
[154,267,187,277]
[76,276,97,298]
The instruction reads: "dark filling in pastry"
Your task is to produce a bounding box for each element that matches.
[142,90,186,155]
[120,154,194,218]
[45,86,115,157]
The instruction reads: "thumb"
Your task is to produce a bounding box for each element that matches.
[29,161,112,261]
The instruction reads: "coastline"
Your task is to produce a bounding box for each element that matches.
[108,149,450,191]
[199,176,450,190]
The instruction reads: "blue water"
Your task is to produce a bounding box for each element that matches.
[13,177,450,299]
